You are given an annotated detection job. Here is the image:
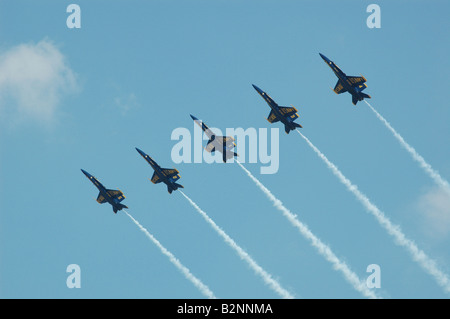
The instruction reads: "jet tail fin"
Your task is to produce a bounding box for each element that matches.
[168,183,184,194]
[353,93,371,105]
[284,122,302,134]
[222,151,239,162]
[174,183,184,189]
[113,203,128,214]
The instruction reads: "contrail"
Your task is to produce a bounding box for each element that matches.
[235,160,379,299]
[179,190,294,299]
[365,100,450,195]
[124,210,217,299]
[296,129,450,293]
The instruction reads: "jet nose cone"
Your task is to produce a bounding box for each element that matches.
[81,169,91,178]
[319,53,331,63]
[135,147,145,156]
[190,114,198,121]
[252,84,263,94]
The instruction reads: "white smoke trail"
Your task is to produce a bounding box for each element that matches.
[179,190,294,299]
[235,160,379,299]
[124,211,217,299]
[296,130,450,293]
[365,100,450,195]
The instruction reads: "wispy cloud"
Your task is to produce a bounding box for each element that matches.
[0,39,78,126]
[416,187,450,241]
[114,92,139,115]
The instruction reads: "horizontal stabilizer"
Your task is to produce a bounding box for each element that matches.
[347,75,366,87]
[161,168,180,181]
[205,136,235,153]
[279,106,298,119]
[106,189,126,202]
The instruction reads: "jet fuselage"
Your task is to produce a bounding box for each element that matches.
[252,84,299,131]
[320,53,369,104]
[81,169,126,213]
[135,148,181,193]
[190,114,237,162]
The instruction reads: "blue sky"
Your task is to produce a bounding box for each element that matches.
[1,0,449,298]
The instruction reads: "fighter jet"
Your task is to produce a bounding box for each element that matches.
[81,169,128,214]
[252,84,302,134]
[190,114,238,162]
[135,147,184,194]
[319,53,371,105]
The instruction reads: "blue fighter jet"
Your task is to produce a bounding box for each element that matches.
[252,84,302,134]
[319,53,371,105]
[135,148,184,194]
[190,114,238,162]
[81,169,128,214]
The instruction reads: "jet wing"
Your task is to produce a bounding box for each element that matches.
[205,139,216,153]
[161,168,181,181]
[151,172,162,184]
[267,110,280,123]
[347,76,367,87]
[222,136,236,150]
[334,80,348,94]
[279,106,299,120]
[205,136,235,153]
[105,189,126,202]
[96,193,107,204]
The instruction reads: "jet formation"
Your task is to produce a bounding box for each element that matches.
[82,53,371,212]
[190,114,238,163]
[319,53,371,105]
[81,169,128,214]
[252,84,302,134]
